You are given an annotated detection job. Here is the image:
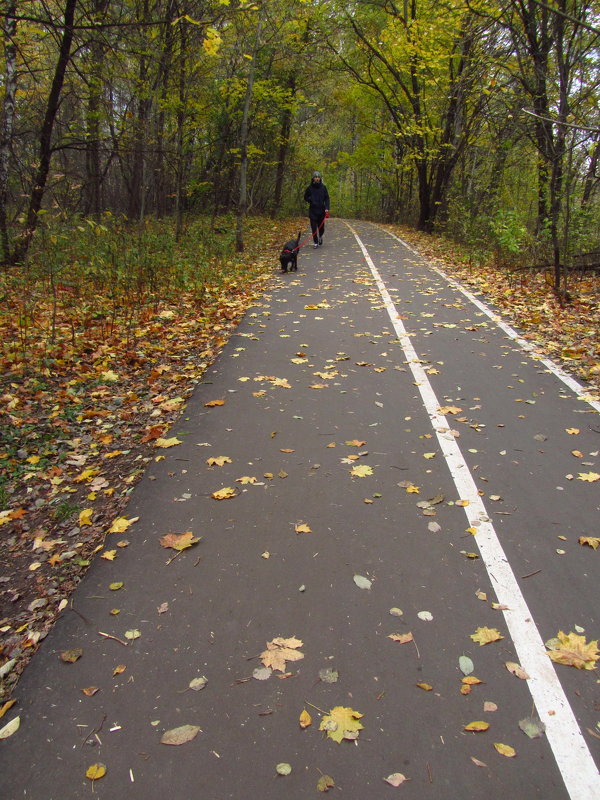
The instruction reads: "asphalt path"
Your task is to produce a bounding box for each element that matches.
[1,220,599,799]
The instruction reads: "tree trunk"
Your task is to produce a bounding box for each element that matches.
[0,0,17,265]
[270,75,296,218]
[84,0,110,216]
[236,14,263,253]
[12,0,77,265]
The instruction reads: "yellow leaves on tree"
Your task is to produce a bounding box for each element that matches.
[319,706,364,744]
[546,631,599,670]
[470,627,504,646]
[260,636,304,673]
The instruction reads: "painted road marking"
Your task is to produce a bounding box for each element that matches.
[387,229,600,414]
[346,222,600,800]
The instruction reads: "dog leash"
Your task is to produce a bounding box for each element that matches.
[283,214,328,253]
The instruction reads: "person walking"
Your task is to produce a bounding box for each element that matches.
[304,171,330,247]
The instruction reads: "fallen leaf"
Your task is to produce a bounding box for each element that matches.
[60,648,83,663]
[109,581,124,591]
[113,664,126,676]
[101,550,117,561]
[79,508,93,526]
[0,716,20,739]
[546,631,599,669]
[0,700,16,719]
[154,437,182,448]
[236,475,257,484]
[317,774,335,792]
[345,440,366,447]
[470,627,504,646]
[319,706,364,744]
[189,676,208,691]
[579,537,600,550]
[350,464,373,477]
[388,632,413,644]
[161,724,201,745]
[299,709,312,728]
[319,667,339,683]
[276,763,292,776]
[462,676,483,685]
[212,487,237,500]
[518,716,546,739]
[260,636,304,672]
[464,720,489,732]
[416,682,433,691]
[577,472,600,482]
[206,456,232,466]
[383,772,410,786]
[204,399,225,407]
[494,742,516,757]
[108,516,138,534]
[124,629,141,640]
[505,661,529,679]
[471,757,488,767]
[85,763,106,781]
[353,574,372,590]
[417,611,433,621]
[159,532,200,551]
[459,656,474,675]
[295,522,312,534]
[484,702,498,712]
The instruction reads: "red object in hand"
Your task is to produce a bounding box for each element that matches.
[325,210,330,218]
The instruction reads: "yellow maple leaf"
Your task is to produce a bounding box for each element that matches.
[546,630,599,670]
[260,636,304,672]
[470,627,504,646]
[204,399,225,407]
[577,472,600,482]
[154,437,182,448]
[406,484,420,493]
[74,467,100,484]
[212,487,237,500]
[345,440,366,447]
[206,456,232,467]
[100,550,117,561]
[79,509,93,526]
[579,537,600,550]
[159,532,200,551]
[438,405,462,415]
[108,516,139,534]
[319,706,364,744]
[236,475,257,484]
[350,464,373,477]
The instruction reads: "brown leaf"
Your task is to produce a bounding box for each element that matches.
[260,636,304,672]
[60,648,83,663]
[159,531,200,551]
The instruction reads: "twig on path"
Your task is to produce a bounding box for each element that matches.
[69,606,91,624]
[304,700,327,715]
[98,631,129,646]
[80,713,106,748]
[165,550,183,566]
[412,637,420,659]
[427,762,433,783]
[521,569,542,579]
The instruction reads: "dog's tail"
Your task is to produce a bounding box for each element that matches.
[295,230,302,250]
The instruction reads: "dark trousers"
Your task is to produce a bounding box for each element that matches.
[310,215,325,243]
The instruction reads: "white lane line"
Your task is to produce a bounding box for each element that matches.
[346,222,600,800]
[385,229,600,414]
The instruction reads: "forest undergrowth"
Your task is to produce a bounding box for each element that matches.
[0,215,598,703]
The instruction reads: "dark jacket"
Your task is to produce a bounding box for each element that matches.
[304,181,330,218]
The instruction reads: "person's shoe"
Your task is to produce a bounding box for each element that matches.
[313,242,319,248]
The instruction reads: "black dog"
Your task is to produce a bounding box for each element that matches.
[279,231,301,272]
